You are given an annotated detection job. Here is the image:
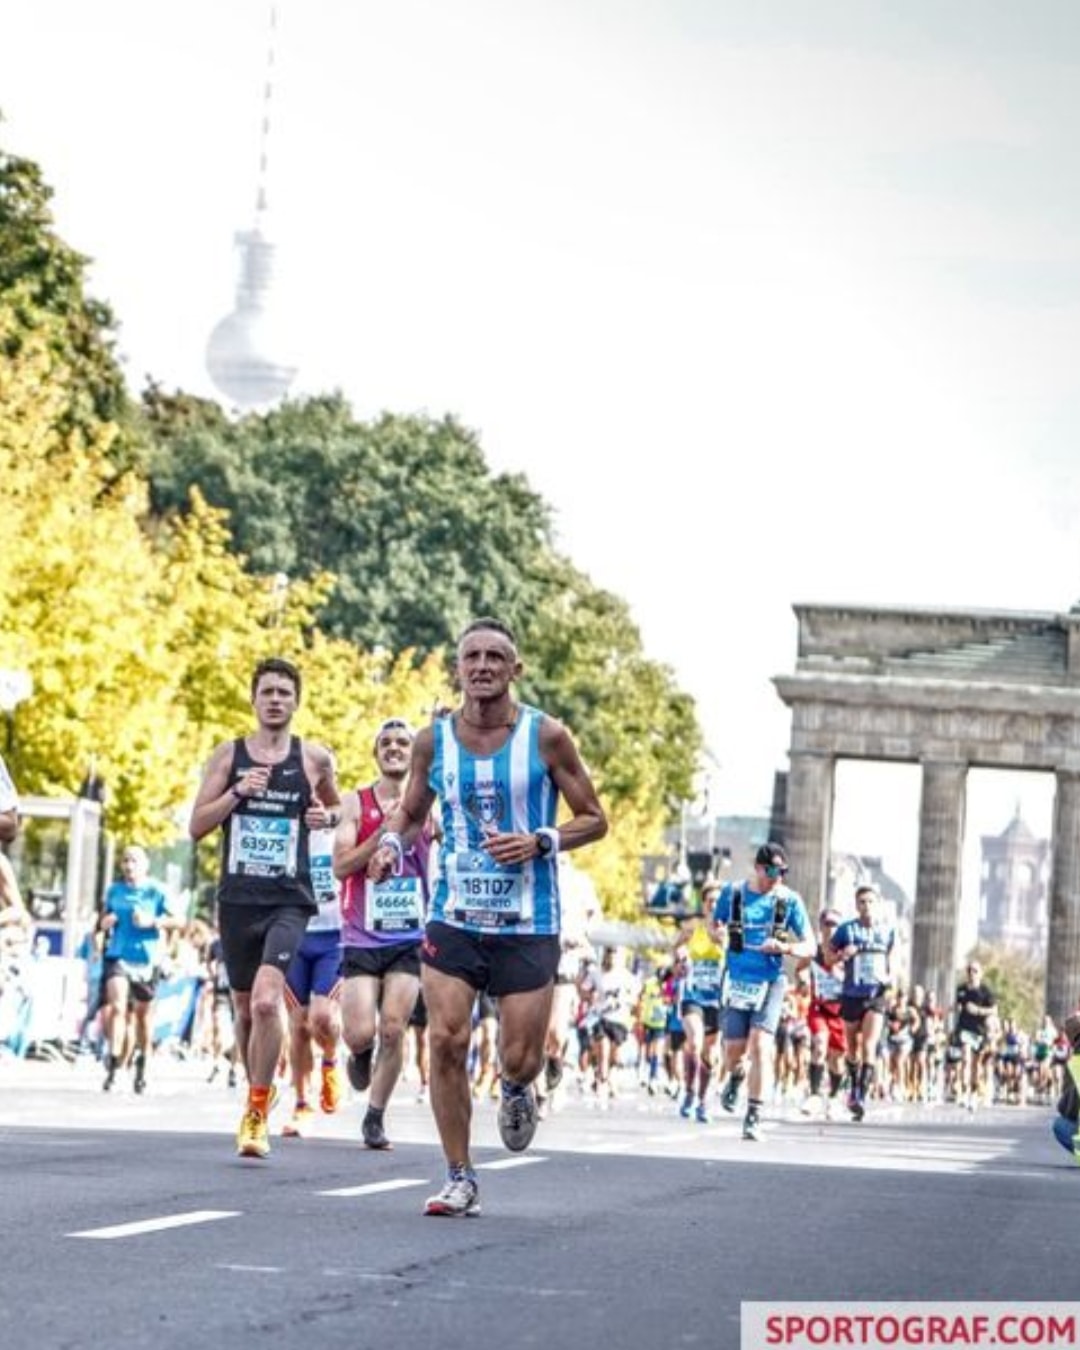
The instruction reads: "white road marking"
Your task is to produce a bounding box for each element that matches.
[478,1155,547,1170]
[318,1177,428,1197]
[68,1210,239,1239]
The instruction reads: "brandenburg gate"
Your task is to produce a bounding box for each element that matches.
[774,602,1080,1016]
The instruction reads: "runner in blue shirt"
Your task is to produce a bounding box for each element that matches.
[830,883,895,1121]
[711,842,814,1141]
[99,845,183,1094]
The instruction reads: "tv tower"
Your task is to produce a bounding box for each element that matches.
[206,4,298,409]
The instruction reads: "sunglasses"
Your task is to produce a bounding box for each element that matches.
[763,864,788,878]
[376,717,415,744]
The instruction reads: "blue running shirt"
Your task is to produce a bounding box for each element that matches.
[428,705,560,935]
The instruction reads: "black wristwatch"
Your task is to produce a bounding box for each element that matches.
[534,829,558,858]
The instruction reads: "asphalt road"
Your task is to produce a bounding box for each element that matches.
[0,1054,1071,1350]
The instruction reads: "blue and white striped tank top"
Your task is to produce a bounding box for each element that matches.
[428,704,560,935]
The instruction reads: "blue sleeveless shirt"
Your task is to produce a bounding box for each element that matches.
[427,705,560,935]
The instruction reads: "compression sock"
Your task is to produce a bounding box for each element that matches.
[683,1051,699,1093]
[248,1085,272,1115]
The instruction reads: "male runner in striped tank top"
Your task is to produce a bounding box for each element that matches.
[368,617,607,1217]
[190,657,341,1160]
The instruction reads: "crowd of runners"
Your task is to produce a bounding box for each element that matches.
[2,623,1079,1209]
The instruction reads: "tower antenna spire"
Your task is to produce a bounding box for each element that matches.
[255,3,278,216]
[205,1,298,410]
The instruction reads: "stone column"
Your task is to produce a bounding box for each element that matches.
[783,750,835,915]
[910,760,967,1005]
[1047,771,1080,1017]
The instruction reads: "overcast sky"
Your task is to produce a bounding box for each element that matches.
[3,0,1078,921]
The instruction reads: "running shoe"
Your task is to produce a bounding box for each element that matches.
[236,1108,271,1158]
[695,1102,710,1125]
[850,1094,866,1123]
[424,1172,481,1218]
[347,1046,374,1093]
[320,1061,343,1114]
[498,1085,539,1152]
[544,1055,564,1095]
[800,1093,823,1118]
[742,1113,763,1142]
[719,1076,741,1114]
[132,1052,147,1096]
[362,1112,392,1151]
[102,1055,118,1093]
[282,1104,315,1138]
[679,1091,694,1119]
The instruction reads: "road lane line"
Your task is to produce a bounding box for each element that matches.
[477,1156,547,1170]
[318,1177,428,1197]
[68,1210,239,1239]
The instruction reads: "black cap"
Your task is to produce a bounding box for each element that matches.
[755,841,787,867]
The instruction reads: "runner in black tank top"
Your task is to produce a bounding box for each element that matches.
[189,657,340,1161]
[220,734,316,909]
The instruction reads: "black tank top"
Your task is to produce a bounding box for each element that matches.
[218,735,315,909]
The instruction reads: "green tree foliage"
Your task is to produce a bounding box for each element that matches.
[0,139,129,440]
[142,389,552,653]
[525,554,699,814]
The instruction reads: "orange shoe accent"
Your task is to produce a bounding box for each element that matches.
[320,1062,342,1115]
[249,1085,272,1115]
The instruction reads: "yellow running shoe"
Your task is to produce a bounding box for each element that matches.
[320,1062,343,1115]
[282,1103,315,1138]
[236,1108,271,1158]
